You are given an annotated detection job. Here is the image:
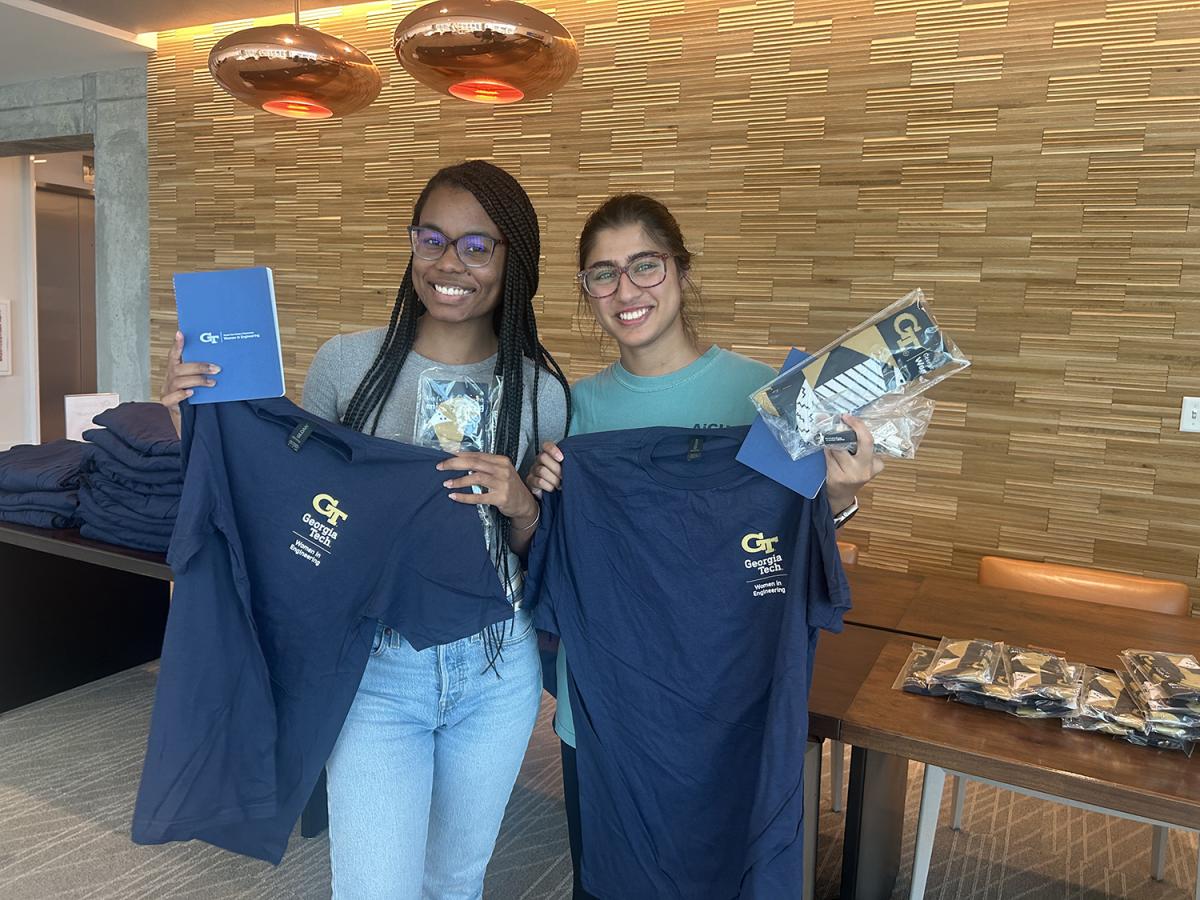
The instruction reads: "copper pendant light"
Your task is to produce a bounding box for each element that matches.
[209,1,382,120]
[393,0,578,105]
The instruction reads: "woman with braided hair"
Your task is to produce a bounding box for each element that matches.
[161,160,570,897]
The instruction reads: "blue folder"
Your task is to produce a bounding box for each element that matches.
[174,267,285,404]
[736,349,827,499]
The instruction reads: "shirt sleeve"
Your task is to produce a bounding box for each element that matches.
[166,403,216,575]
[527,489,565,636]
[806,490,853,632]
[301,335,344,422]
[521,365,569,476]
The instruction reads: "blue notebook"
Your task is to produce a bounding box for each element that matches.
[736,349,827,499]
[174,267,285,404]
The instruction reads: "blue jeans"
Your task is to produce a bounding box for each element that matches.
[326,611,540,899]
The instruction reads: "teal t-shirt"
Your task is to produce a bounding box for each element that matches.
[554,345,776,746]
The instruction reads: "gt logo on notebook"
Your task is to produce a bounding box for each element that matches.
[741,532,780,555]
[313,493,348,526]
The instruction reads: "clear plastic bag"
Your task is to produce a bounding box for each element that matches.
[1003,645,1078,704]
[1118,649,1200,709]
[926,637,1000,691]
[843,394,935,460]
[413,369,503,455]
[413,369,504,559]
[1068,667,1145,731]
[750,288,969,460]
[1117,669,1200,741]
[891,643,949,696]
[961,647,1082,718]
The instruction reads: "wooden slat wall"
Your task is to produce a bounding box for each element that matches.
[147,0,1200,610]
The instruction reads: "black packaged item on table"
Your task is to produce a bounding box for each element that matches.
[1117,670,1200,743]
[953,643,1014,710]
[927,637,1000,691]
[1003,645,1079,704]
[1063,667,1193,754]
[1119,649,1200,708]
[957,653,1081,719]
[1124,729,1194,755]
[1071,667,1144,731]
[892,644,949,696]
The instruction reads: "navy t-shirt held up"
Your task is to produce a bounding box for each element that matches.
[132,398,514,863]
[528,426,851,900]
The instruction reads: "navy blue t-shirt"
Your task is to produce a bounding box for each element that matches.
[132,398,513,863]
[92,401,181,457]
[0,439,86,492]
[529,426,851,900]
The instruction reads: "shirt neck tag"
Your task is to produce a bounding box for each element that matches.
[287,422,315,453]
[687,436,704,461]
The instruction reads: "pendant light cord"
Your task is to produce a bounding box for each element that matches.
[294,0,300,25]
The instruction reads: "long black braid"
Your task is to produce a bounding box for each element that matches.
[340,160,571,672]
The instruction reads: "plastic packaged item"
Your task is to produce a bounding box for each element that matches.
[1118,649,1200,709]
[1004,645,1078,704]
[1117,670,1200,741]
[892,643,950,696]
[1123,730,1194,754]
[412,369,504,558]
[927,637,1000,691]
[413,369,503,455]
[845,394,935,460]
[1071,667,1145,731]
[956,650,1082,719]
[749,288,969,460]
[1062,715,1131,737]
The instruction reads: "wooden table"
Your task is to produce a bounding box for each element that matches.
[0,522,170,713]
[835,569,1200,900]
[845,637,1200,830]
[841,566,926,633]
[809,623,895,741]
[895,573,1200,663]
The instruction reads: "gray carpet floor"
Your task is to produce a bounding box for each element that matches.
[0,663,1196,899]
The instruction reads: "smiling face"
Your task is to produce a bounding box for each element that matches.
[410,184,507,326]
[582,223,688,352]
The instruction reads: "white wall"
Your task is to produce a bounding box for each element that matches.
[0,154,39,449]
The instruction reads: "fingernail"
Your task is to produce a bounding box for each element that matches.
[555,451,563,461]
[206,379,216,386]
[185,389,193,396]
[435,463,443,471]
[176,331,182,340]
[442,480,452,488]
[209,365,221,374]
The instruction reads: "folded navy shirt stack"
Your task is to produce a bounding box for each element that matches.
[0,439,86,528]
[78,403,182,553]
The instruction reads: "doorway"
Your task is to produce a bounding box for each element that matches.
[34,151,97,442]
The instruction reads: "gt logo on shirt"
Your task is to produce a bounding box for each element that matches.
[741,532,780,554]
[313,493,348,526]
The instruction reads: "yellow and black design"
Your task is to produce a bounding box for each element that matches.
[312,493,348,526]
[741,532,781,554]
[754,298,943,421]
[750,288,970,459]
[742,531,787,598]
[289,492,348,568]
